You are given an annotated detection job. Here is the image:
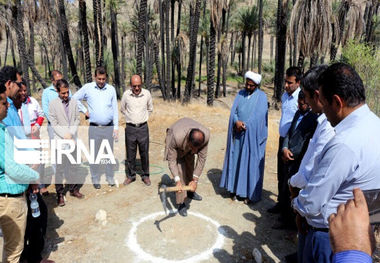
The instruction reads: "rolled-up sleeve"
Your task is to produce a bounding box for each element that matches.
[333,250,372,263]
[293,143,357,218]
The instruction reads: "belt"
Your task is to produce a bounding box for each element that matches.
[309,226,329,232]
[126,122,147,128]
[0,192,24,198]
[90,121,113,127]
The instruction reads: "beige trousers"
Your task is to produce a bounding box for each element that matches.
[175,153,195,204]
[0,195,27,263]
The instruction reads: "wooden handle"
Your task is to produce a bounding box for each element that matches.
[159,185,193,193]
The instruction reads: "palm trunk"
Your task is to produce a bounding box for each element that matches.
[183,0,201,103]
[58,0,82,87]
[258,0,264,73]
[274,0,289,102]
[121,33,126,93]
[93,0,104,67]
[165,0,172,99]
[270,35,274,63]
[207,20,216,106]
[136,0,147,76]
[29,19,36,93]
[241,32,246,74]
[4,26,9,67]
[154,42,166,99]
[297,51,304,68]
[247,35,252,71]
[159,0,166,98]
[110,3,121,98]
[79,0,92,83]
[12,0,47,88]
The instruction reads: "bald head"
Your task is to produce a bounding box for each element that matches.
[131,74,142,95]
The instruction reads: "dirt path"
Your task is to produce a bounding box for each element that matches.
[1,89,297,263]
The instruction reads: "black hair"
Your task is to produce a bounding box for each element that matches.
[95,66,107,76]
[50,70,63,81]
[0,66,18,87]
[298,90,305,100]
[301,65,328,98]
[56,79,69,92]
[318,63,365,107]
[189,128,205,148]
[16,78,27,88]
[286,66,303,82]
[0,83,6,94]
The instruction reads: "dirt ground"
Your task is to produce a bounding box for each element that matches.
[2,87,299,263]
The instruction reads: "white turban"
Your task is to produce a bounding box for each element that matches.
[244,71,262,85]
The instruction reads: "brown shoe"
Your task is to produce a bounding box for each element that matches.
[70,190,84,199]
[57,195,65,207]
[123,177,136,186]
[142,177,151,186]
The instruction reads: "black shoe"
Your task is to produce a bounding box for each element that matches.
[108,183,116,187]
[178,203,187,217]
[267,203,281,214]
[285,252,298,263]
[188,192,202,201]
[93,184,101,189]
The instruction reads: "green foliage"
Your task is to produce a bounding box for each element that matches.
[341,41,380,115]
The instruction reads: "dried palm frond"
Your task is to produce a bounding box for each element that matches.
[338,0,365,45]
[210,0,223,30]
[289,0,333,58]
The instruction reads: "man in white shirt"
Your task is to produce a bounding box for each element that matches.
[268,67,302,214]
[292,63,380,262]
[121,75,153,186]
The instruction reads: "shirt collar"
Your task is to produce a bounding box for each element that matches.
[289,87,301,98]
[129,88,144,97]
[61,97,70,104]
[317,113,327,124]
[95,83,108,90]
[334,104,369,134]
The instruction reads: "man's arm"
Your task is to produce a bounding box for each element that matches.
[41,90,50,121]
[69,102,81,136]
[193,140,209,177]
[1,129,39,183]
[166,131,180,179]
[72,86,88,114]
[147,92,153,115]
[329,189,375,263]
[293,143,356,218]
[112,87,118,129]
[120,92,127,116]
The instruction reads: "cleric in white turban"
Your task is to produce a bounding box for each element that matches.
[244,71,262,85]
[219,70,268,204]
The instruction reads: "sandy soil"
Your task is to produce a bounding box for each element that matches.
[2,86,299,263]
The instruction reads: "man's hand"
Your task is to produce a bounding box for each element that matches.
[176,181,183,193]
[235,121,246,133]
[30,184,39,194]
[85,112,90,120]
[282,148,294,163]
[189,180,198,192]
[63,133,72,140]
[296,213,308,235]
[31,125,40,135]
[329,188,375,256]
[113,130,119,141]
[289,184,300,199]
[31,164,40,170]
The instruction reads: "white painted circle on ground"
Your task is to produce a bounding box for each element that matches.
[125,211,225,263]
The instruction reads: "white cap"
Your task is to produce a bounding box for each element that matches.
[244,71,262,85]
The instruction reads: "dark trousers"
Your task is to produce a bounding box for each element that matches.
[55,150,81,195]
[21,193,47,263]
[89,125,115,184]
[277,136,286,205]
[125,123,149,178]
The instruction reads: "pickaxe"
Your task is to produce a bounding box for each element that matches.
[158,184,192,215]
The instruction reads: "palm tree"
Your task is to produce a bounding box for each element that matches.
[136,0,147,76]
[79,0,92,83]
[207,0,223,106]
[183,0,202,103]
[12,0,47,88]
[274,0,289,102]
[257,0,264,73]
[58,0,82,87]
[108,0,121,98]
[93,0,104,67]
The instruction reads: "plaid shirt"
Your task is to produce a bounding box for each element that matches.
[0,122,39,194]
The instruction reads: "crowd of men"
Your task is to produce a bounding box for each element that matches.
[0,61,379,263]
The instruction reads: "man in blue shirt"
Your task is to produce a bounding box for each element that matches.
[269,67,302,215]
[0,66,39,263]
[73,66,118,189]
[292,63,380,262]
